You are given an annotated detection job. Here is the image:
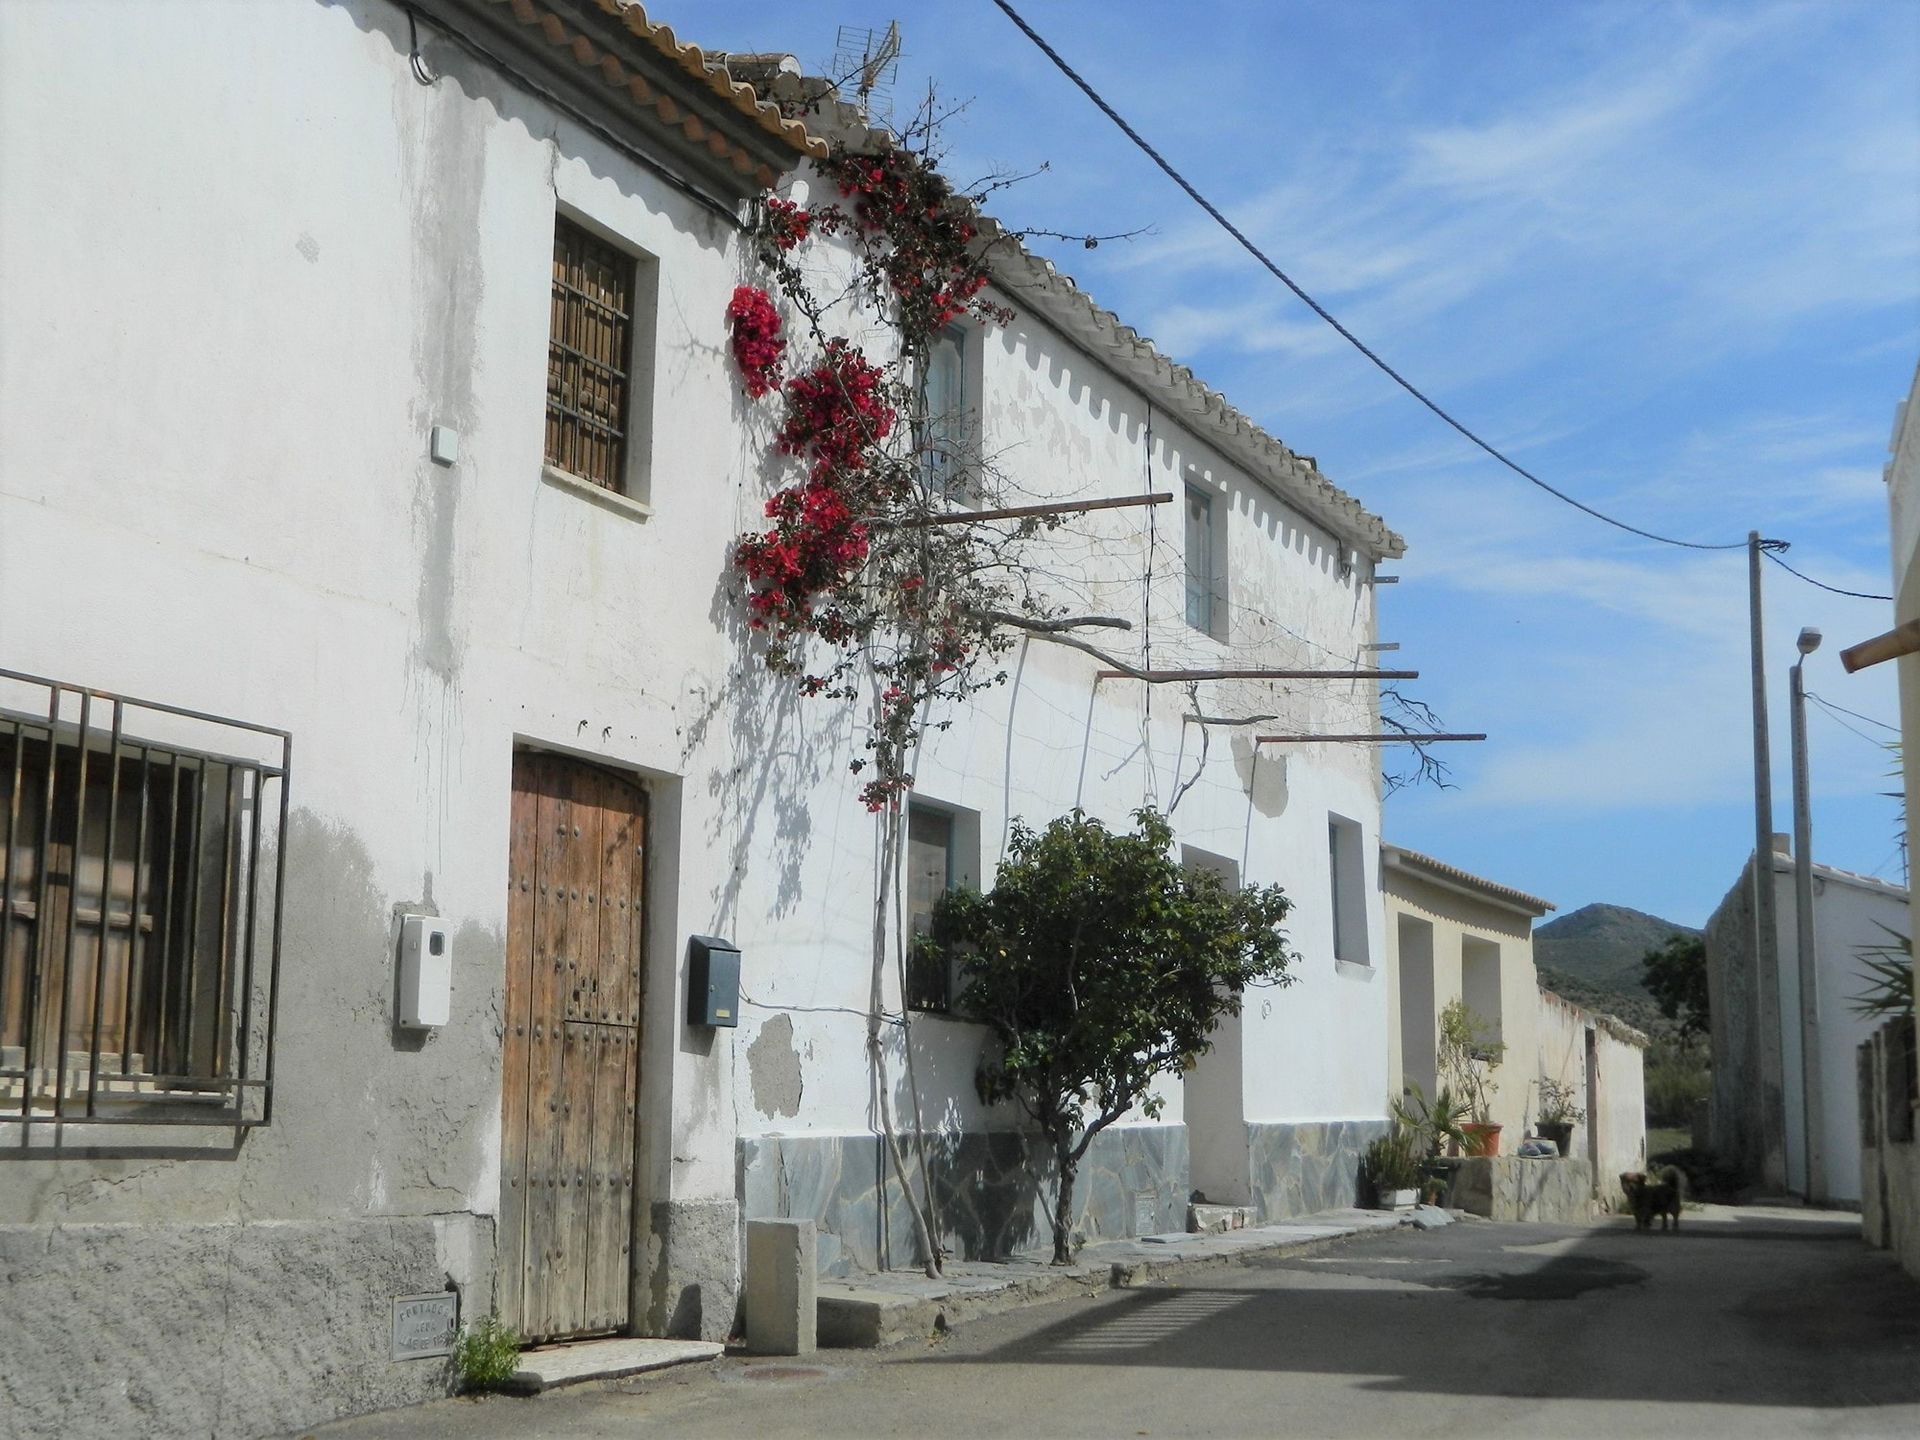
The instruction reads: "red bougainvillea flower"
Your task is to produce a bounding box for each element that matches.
[726,286,785,399]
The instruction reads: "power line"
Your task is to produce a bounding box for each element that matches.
[989,0,1747,554]
[1763,549,1891,602]
[989,0,1896,604]
[1805,691,1899,735]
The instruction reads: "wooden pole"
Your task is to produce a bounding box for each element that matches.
[901,491,1173,527]
[1096,668,1418,683]
[1840,619,1920,673]
[1254,733,1486,744]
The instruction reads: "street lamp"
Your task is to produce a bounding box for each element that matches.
[1790,626,1823,1203]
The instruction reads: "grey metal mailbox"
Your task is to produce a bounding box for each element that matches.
[687,934,741,1028]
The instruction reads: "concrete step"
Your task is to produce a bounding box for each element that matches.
[506,1337,724,1393]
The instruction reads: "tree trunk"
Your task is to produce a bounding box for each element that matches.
[1050,1133,1077,1265]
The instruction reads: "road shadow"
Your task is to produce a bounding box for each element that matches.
[911,1212,1920,1409]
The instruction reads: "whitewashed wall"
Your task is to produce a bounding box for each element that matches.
[1772,862,1908,1205]
[0,0,1401,1422]
[1538,989,1648,1204]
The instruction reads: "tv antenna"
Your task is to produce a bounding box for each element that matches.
[831,21,902,121]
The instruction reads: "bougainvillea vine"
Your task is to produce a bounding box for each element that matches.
[723,137,1038,812]
[725,285,785,399]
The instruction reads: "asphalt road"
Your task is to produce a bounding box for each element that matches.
[311,1206,1920,1439]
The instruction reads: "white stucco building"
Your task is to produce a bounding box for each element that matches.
[0,2,1407,1433]
[1705,839,1908,1204]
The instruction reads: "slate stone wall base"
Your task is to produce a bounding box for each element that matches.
[0,1213,492,1440]
[645,1198,740,1342]
[1245,1119,1387,1222]
[740,1124,1188,1272]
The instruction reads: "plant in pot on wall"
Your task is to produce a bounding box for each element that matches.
[1363,1115,1426,1209]
[1437,999,1505,1156]
[1391,1082,1470,1205]
[1535,1076,1585,1158]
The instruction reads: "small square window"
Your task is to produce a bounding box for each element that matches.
[546,217,639,493]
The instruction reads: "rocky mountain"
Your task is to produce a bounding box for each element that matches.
[1533,902,1699,1025]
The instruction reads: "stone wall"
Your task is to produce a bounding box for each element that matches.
[1446,1156,1594,1223]
[1246,1120,1385,1221]
[0,1214,492,1439]
[740,1124,1188,1273]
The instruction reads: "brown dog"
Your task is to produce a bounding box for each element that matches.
[1619,1167,1684,1230]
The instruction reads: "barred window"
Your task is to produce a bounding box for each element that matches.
[0,671,288,1130]
[546,217,637,492]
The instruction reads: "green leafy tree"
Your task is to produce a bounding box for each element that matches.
[925,808,1298,1264]
[1641,934,1710,1041]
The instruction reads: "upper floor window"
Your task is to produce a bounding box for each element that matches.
[1185,485,1216,632]
[546,217,638,493]
[918,324,970,498]
[1328,812,1370,968]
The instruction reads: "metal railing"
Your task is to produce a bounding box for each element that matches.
[0,668,289,1129]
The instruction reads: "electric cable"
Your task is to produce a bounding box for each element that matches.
[1763,549,1891,602]
[989,0,1748,553]
[989,0,1896,604]
[1805,692,1899,733]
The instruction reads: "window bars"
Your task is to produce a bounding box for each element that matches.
[0,669,289,1129]
[546,217,636,492]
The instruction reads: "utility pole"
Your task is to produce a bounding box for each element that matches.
[1748,532,1788,1193]
[1790,627,1825,1202]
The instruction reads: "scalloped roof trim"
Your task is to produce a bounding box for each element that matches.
[589,0,827,158]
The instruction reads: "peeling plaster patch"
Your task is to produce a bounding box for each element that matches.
[1233,734,1288,817]
[745,1014,804,1119]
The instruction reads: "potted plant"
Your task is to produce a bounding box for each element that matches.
[1391,1082,1469,1204]
[1363,1115,1425,1209]
[1534,1076,1585,1157]
[1437,999,1505,1156]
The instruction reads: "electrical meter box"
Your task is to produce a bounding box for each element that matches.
[398,914,452,1028]
[687,935,740,1028]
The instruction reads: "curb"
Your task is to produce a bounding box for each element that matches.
[817,1220,1397,1349]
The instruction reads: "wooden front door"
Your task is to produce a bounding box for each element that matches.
[499,752,645,1342]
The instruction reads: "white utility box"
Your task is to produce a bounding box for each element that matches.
[398,914,452,1028]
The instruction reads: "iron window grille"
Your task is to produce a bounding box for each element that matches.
[546,217,637,492]
[0,669,289,1130]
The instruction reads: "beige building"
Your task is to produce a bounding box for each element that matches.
[1382,844,1650,1207]
[1382,846,1554,1143]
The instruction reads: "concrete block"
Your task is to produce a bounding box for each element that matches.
[745,1218,817,1355]
[1188,1202,1254,1233]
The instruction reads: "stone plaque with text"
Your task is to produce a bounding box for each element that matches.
[391,1292,459,1361]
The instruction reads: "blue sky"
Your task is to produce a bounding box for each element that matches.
[689,1,1920,927]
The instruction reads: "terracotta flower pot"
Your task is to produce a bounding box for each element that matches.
[1461,1122,1502,1157]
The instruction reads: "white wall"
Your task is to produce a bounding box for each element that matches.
[0,0,1397,1258]
[1538,989,1648,1204]
[0,0,761,1228]
[728,269,1393,1151]
[1772,862,1908,1204]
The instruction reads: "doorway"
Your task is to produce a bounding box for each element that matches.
[498,751,647,1342]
